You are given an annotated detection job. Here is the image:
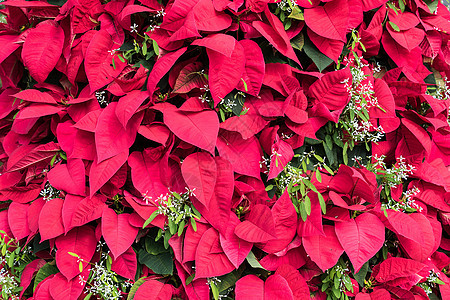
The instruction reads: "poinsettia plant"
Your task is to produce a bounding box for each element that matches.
[1,0,450,299]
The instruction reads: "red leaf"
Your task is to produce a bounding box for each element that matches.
[207,42,245,105]
[195,228,235,278]
[85,30,126,93]
[397,213,435,262]
[264,274,294,300]
[147,47,187,97]
[236,39,265,96]
[13,89,57,104]
[379,209,424,244]
[191,33,236,57]
[128,149,169,200]
[172,62,209,94]
[22,20,64,83]
[16,104,64,119]
[181,152,217,208]
[134,279,173,300]
[115,90,149,128]
[163,108,219,155]
[335,213,385,273]
[375,257,426,283]
[235,275,264,300]
[302,225,344,271]
[193,0,232,31]
[220,114,268,140]
[275,264,311,300]
[69,195,107,230]
[387,27,425,52]
[183,222,210,263]
[388,10,419,30]
[261,190,297,253]
[0,35,20,64]
[55,226,97,280]
[304,0,348,42]
[101,208,139,258]
[89,151,128,197]
[111,246,137,280]
[39,198,65,241]
[95,102,143,163]
[308,28,344,63]
[47,159,86,196]
[216,130,262,178]
[252,8,301,66]
[49,271,88,300]
[219,213,253,269]
[8,202,31,240]
[235,204,277,243]
[268,138,294,180]
[308,68,351,112]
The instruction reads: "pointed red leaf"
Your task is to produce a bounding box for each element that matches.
[219,213,253,269]
[261,190,297,253]
[302,225,344,271]
[335,213,385,273]
[191,34,236,57]
[55,226,97,280]
[89,151,128,197]
[252,8,301,65]
[264,274,294,300]
[193,0,232,31]
[195,228,235,278]
[115,90,149,128]
[375,257,426,283]
[49,270,88,300]
[235,275,264,300]
[147,47,187,96]
[8,202,31,240]
[172,62,209,94]
[163,108,219,155]
[13,89,57,104]
[181,152,216,208]
[236,39,265,96]
[309,68,351,112]
[85,30,126,93]
[47,159,86,196]
[275,264,311,300]
[304,0,348,42]
[111,246,137,280]
[216,130,262,178]
[39,198,65,241]
[235,204,277,243]
[22,20,64,83]
[102,208,139,258]
[134,279,173,300]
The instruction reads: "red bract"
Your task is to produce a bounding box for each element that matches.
[1,0,450,299]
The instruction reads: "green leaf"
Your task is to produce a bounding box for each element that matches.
[84,293,93,300]
[185,273,195,285]
[246,252,266,270]
[353,262,369,287]
[138,249,173,275]
[143,210,159,228]
[211,281,219,300]
[68,252,79,258]
[216,272,238,293]
[304,196,311,215]
[127,277,147,300]
[288,6,304,20]
[190,217,197,232]
[34,262,59,291]
[388,21,400,32]
[318,192,326,214]
[303,39,333,72]
[153,40,159,56]
[79,261,83,272]
[315,169,322,182]
[178,220,186,236]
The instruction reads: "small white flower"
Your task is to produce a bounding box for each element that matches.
[130,23,138,33]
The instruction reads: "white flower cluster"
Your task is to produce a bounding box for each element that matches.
[418,270,443,295]
[0,268,19,300]
[83,252,124,300]
[371,155,415,188]
[340,57,385,143]
[143,187,197,224]
[276,0,297,13]
[95,91,108,106]
[39,182,61,201]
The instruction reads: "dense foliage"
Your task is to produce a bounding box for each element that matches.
[1,0,450,299]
